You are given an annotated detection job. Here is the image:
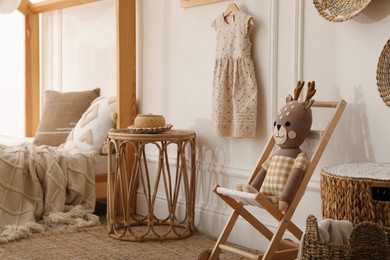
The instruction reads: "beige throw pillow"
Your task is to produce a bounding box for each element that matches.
[64,96,117,153]
[33,88,100,147]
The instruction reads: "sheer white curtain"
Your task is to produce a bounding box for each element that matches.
[41,0,116,97]
[0,12,24,137]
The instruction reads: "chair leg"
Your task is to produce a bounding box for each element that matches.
[209,210,240,260]
[216,192,275,240]
[263,216,297,260]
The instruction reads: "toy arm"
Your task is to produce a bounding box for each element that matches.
[235,156,271,193]
[249,167,267,190]
[279,167,304,211]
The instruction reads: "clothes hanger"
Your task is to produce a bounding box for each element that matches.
[223,1,254,32]
[223,1,239,18]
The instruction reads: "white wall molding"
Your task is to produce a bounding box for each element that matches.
[51,10,63,92]
[293,0,304,85]
[41,12,51,94]
[144,154,321,190]
[268,0,279,137]
[53,10,63,92]
[41,10,63,100]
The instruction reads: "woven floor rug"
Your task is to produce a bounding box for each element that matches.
[0,216,258,260]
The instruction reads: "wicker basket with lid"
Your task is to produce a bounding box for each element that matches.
[321,163,390,227]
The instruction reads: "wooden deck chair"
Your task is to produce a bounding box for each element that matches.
[198,99,347,260]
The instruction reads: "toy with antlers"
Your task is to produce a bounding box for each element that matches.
[236,81,316,211]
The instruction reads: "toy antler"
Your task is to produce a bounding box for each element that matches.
[304,81,316,109]
[305,81,316,102]
[293,81,305,101]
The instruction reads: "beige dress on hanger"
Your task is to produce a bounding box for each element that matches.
[212,10,258,138]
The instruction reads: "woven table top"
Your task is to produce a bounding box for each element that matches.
[322,162,390,180]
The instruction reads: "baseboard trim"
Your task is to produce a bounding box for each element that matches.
[136,192,303,251]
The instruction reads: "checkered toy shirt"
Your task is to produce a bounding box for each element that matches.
[259,152,308,205]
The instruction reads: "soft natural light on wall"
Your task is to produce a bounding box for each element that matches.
[0,1,24,137]
[0,0,49,14]
[0,0,21,14]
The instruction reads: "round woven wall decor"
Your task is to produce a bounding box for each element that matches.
[377,39,390,107]
[313,0,372,23]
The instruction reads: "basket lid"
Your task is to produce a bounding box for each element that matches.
[377,39,390,107]
[313,0,372,23]
[322,163,390,180]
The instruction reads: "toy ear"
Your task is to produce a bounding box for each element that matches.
[304,99,315,109]
[286,94,293,103]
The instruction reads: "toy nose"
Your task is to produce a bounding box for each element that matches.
[277,124,281,130]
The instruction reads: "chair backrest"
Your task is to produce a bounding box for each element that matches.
[286,100,347,216]
[300,130,323,160]
[248,100,346,189]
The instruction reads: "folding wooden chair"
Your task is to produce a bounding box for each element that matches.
[198,99,347,260]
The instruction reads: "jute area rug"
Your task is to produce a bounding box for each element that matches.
[0,216,258,260]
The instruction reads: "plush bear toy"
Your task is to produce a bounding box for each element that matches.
[236,81,316,211]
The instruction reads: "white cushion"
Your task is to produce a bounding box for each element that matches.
[64,96,116,153]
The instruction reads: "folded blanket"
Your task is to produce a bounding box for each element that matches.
[0,143,99,243]
[297,217,354,260]
[318,218,353,245]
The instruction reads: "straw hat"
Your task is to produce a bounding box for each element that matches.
[128,114,173,134]
[134,114,166,128]
[376,39,390,107]
[0,0,21,14]
[313,0,372,23]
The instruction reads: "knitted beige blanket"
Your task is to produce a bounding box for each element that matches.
[0,143,99,243]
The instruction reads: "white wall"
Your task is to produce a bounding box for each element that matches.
[1,0,390,251]
[41,0,116,97]
[138,0,390,250]
[0,12,24,137]
[0,1,116,137]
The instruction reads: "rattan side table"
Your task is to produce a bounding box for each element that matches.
[106,129,196,241]
[321,163,390,227]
